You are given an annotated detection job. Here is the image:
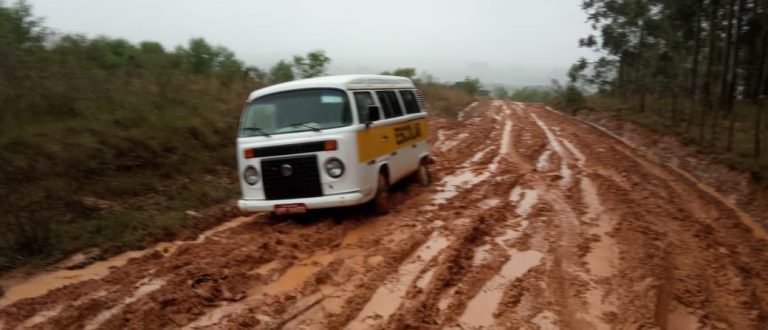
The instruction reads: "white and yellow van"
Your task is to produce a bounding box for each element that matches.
[236,75,430,215]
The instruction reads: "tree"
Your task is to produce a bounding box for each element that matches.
[391,68,416,79]
[183,38,217,75]
[269,60,294,83]
[493,86,509,99]
[454,77,482,95]
[246,66,267,83]
[292,50,330,78]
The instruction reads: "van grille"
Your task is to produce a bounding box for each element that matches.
[261,155,323,200]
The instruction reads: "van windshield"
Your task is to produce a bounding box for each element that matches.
[240,89,352,137]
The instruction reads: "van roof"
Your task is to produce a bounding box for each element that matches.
[247,74,416,101]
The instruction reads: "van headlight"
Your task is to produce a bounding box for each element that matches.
[244,166,260,185]
[325,158,345,178]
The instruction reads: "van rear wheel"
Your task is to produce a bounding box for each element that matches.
[416,160,430,187]
[373,172,390,215]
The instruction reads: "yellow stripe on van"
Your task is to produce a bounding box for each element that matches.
[357,118,429,163]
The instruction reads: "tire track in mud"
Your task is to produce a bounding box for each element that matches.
[2,100,768,329]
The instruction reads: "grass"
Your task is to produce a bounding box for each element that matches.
[418,82,476,118]
[0,74,258,273]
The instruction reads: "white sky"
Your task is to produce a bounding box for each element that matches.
[26,0,597,86]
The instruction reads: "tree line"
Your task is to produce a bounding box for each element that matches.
[572,0,768,161]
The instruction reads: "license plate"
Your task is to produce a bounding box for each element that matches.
[274,203,307,215]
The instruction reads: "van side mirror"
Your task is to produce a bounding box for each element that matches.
[366,105,381,127]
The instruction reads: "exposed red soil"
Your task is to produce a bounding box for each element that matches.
[1,100,766,330]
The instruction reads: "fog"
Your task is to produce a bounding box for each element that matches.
[28,0,596,86]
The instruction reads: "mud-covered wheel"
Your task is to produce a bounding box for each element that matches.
[415,160,430,187]
[373,172,390,215]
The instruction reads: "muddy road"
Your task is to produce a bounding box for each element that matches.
[2,101,768,329]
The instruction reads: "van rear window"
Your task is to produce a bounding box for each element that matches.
[399,90,421,114]
[376,91,403,119]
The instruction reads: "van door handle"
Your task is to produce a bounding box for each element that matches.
[381,135,389,142]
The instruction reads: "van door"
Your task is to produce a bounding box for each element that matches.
[397,89,425,172]
[374,90,410,182]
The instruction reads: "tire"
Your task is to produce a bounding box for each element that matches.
[373,171,390,215]
[415,160,430,187]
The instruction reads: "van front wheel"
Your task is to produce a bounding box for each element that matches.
[373,172,390,215]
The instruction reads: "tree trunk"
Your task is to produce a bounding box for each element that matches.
[701,0,720,144]
[756,105,764,159]
[726,0,745,152]
[637,16,647,113]
[720,0,736,115]
[691,3,703,101]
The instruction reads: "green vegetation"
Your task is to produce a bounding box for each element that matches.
[381,67,417,80]
[0,1,263,272]
[571,0,768,179]
[0,2,475,272]
[292,50,331,79]
[453,77,483,95]
[509,86,556,104]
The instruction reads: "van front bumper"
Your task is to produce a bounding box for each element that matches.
[238,191,370,212]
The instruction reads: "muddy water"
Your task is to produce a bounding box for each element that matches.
[346,233,449,329]
[509,186,541,217]
[0,216,257,309]
[458,249,543,328]
[83,277,166,330]
[0,250,146,309]
[264,253,334,294]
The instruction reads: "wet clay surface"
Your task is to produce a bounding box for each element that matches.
[1,100,768,329]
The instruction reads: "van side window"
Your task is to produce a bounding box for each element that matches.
[376,91,403,119]
[399,90,421,114]
[354,91,376,123]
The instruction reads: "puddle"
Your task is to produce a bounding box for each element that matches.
[580,178,616,277]
[479,198,501,209]
[458,102,478,121]
[472,244,492,266]
[458,249,543,327]
[666,303,699,330]
[21,305,63,328]
[431,170,492,204]
[346,233,449,329]
[531,310,559,329]
[582,288,616,329]
[0,216,258,309]
[248,260,281,276]
[531,114,565,155]
[561,138,586,167]
[187,253,335,329]
[0,250,146,309]
[83,277,166,330]
[264,253,334,295]
[509,187,540,217]
[438,133,469,152]
[416,268,435,289]
[499,118,513,155]
[21,288,111,328]
[342,221,378,246]
[536,149,553,171]
[438,286,457,312]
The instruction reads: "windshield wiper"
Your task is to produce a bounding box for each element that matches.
[284,122,321,132]
[242,127,271,137]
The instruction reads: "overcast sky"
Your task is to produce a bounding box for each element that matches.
[27,0,596,86]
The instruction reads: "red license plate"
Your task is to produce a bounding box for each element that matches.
[274,203,307,215]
